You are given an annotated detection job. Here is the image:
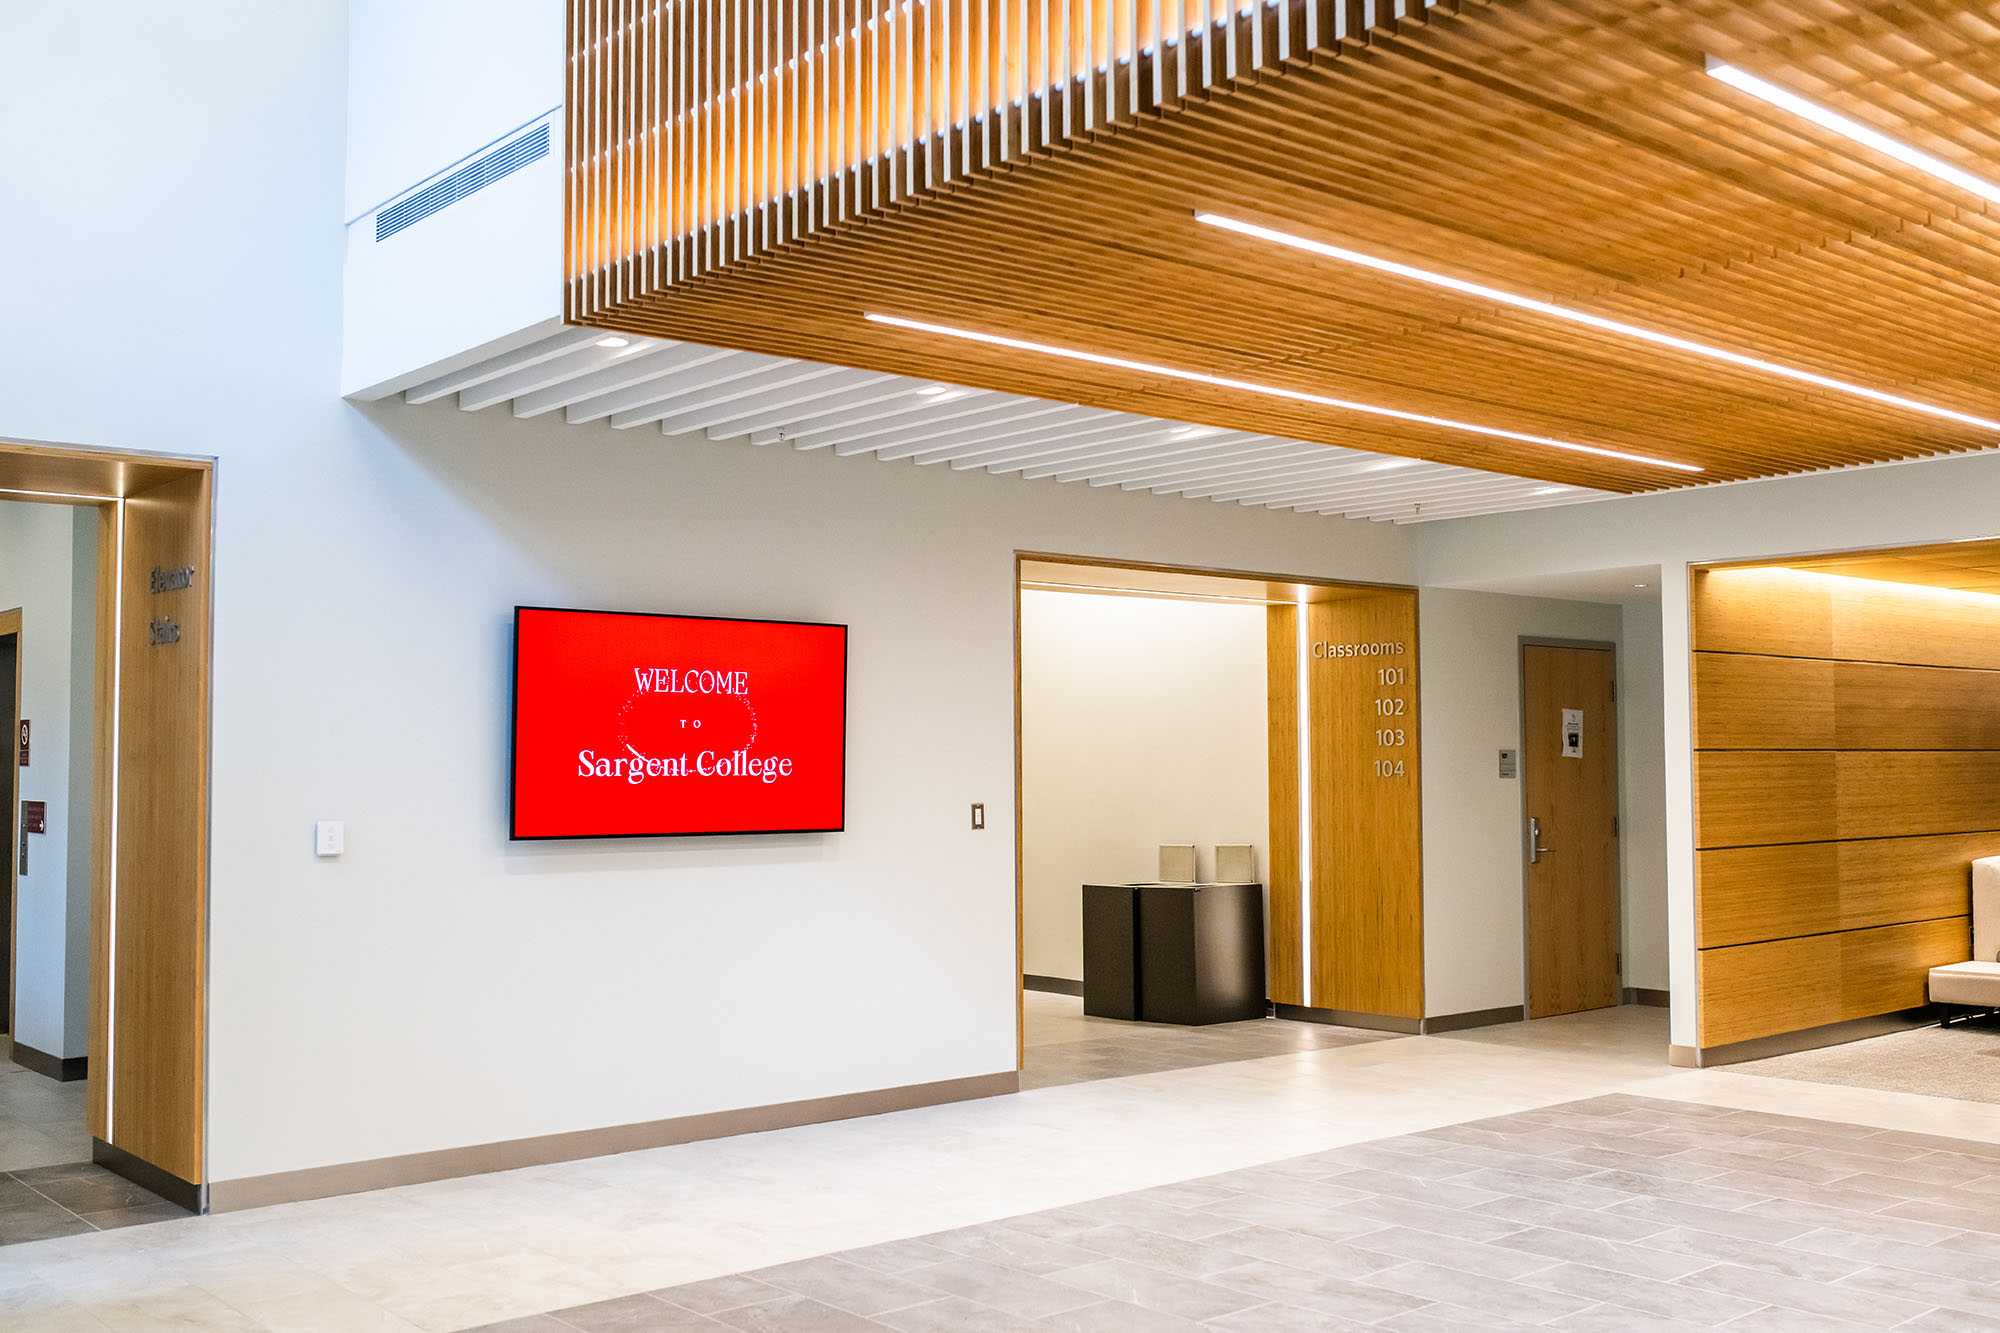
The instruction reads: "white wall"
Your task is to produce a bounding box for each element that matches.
[1020,592,1269,981]
[1619,598,1668,993]
[0,0,1424,1182]
[0,503,94,1060]
[340,0,564,395]
[1416,590,1623,1018]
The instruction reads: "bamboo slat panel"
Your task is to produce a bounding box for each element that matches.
[567,0,2000,492]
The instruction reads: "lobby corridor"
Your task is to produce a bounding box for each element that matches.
[9,1009,2000,1329]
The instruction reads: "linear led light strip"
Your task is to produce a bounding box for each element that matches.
[1706,58,2000,209]
[864,315,1702,473]
[1195,214,2000,436]
[1295,601,1311,1008]
[106,499,125,1137]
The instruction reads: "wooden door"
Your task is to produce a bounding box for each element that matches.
[1523,645,1620,1018]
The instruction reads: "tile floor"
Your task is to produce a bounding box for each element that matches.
[477,1094,2000,1331]
[0,1057,90,1172]
[0,1163,192,1245]
[8,1007,2000,1330]
[1019,991,1397,1089]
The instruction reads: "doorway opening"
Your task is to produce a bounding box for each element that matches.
[0,440,212,1235]
[1013,554,1424,1087]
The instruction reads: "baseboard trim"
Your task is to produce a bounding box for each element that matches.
[94,1138,203,1214]
[11,1042,85,1082]
[1274,1004,1423,1035]
[207,1069,1020,1214]
[1421,1005,1526,1035]
[1622,987,1670,1009]
[1023,974,1084,997]
[1689,1007,1934,1067]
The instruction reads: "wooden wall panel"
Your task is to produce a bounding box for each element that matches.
[1696,654,2000,751]
[1695,568,2000,669]
[1692,561,2000,1053]
[1700,919,1969,1048]
[1692,753,1836,849]
[109,473,210,1185]
[1265,604,1302,1007]
[1306,592,1421,1019]
[1698,833,1991,949]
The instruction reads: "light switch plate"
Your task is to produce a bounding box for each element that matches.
[314,820,344,857]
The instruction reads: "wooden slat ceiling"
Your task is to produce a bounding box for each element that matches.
[566,0,2000,494]
[396,322,1607,521]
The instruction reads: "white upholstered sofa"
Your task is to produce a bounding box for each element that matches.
[1930,856,2000,1025]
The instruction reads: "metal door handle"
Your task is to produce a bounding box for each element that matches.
[1529,816,1555,864]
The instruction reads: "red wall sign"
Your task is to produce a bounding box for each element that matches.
[511,606,848,839]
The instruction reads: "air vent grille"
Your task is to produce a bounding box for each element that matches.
[376,122,551,243]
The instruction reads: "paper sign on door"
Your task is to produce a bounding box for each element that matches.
[1562,708,1583,759]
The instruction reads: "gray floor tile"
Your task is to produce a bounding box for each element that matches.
[1518,1261,1761,1325]
[1201,1301,1375,1333]
[1467,1194,1674,1244]
[1349,1225,1559,1281]
[1357,1258,1596,1324]
[1066,1223,1253,1277]
[1041,1297,1210,1331]
[21,1167,164,1214]
[710,1295,889,1333]
[902,1258,1101,1320]
[1199,1224,1398,1281]
[1683,1261,1932,1326]
[0,1202,93,1244]
[751,1256,937,1317]
[1047,1259,1258,1322]
[1206,1259,1432,1323]
[552,1293,724,1330]
[927,1223,1106,1275]
[1639,1226,1864,1283]
[462,1318,576,1333]
[480,1097,2000,1333]
[875,1297,1042,1333]
[1492,1226,1709,1281]
[79,1200,195,1230]
[1549,1303,1724,1333]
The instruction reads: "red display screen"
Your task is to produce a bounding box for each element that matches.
[511,607,848,839]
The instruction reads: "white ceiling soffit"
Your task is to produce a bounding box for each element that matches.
[398,328,1614,524]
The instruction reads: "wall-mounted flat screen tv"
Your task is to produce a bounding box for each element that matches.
[511,606,848,839]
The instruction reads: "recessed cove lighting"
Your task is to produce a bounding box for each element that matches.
[864,314,1703,473]
[595,335,631,348]
[916,384,953,395]
[1706,58,2000,209]
[1195,212,2000,437]
[1169,426,1219,439]
[1531,486,1570,495]
[1634,583,1651,589]
[1368,459,1420,472]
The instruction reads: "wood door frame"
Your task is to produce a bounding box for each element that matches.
[1516,637,1623,1015]
[0,607,19,1044]
[1011,550,1418,1070]
[0,437,213,1206]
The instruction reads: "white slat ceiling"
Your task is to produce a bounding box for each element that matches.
[401,328,1614,523]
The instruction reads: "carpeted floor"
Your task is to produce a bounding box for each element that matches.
[1735,1019,2000,1103]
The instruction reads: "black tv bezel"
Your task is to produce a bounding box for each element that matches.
[509,604,850,841]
